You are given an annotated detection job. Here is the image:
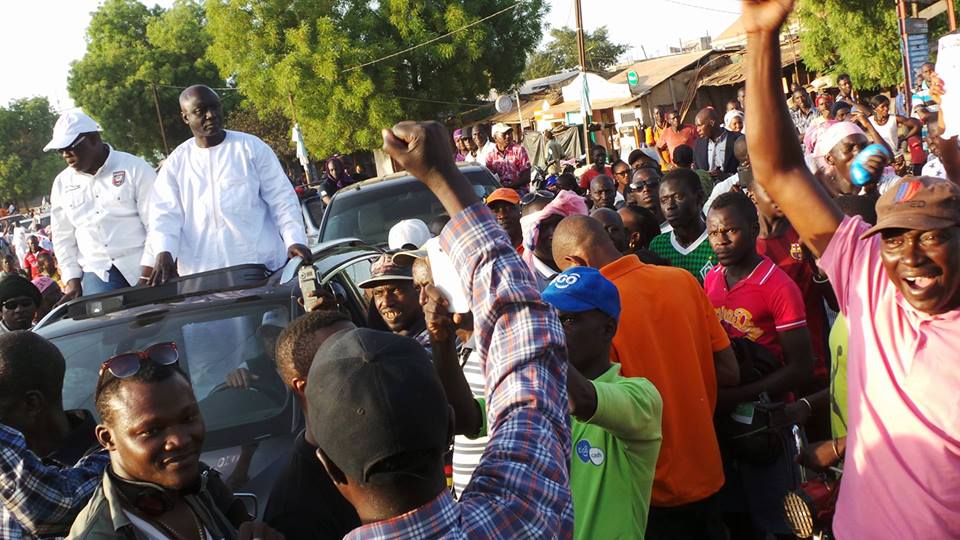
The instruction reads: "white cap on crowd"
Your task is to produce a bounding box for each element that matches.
[388,219,432,251]
[491,123,512,137]
[44,110,102,152]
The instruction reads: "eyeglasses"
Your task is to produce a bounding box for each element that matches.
[520,190,555,207]
[98,342,179,380]
[2,299,34,311]
[57,135,87,154]
[629,180,660,191]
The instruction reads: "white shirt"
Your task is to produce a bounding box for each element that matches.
[475,141,497,170]
[922,156,946,179]
[703,172,741,214]
[869,115,899,150]
[149,131,307,277]
[50,146,156,284]
[707,130,728,171]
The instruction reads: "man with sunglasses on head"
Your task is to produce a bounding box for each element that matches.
[68,343,283,539]
[0,275,42,333]
[0,332,111,540]
[45,110,157,302]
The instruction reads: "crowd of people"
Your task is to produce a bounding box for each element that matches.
[1,0,958,539]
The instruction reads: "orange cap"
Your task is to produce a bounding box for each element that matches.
[485,187,521,206]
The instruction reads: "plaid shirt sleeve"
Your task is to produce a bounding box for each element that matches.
[0,424,109,537]
[346,202,573,539]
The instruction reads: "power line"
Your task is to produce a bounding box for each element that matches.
[154,83,240,92]
[662,0,740,15]
[342,2,523,73]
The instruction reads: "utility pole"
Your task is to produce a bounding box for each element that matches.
[575,0,591,165]
[151,83,170,156]
[948,0,957,31]
[897,0,914,98]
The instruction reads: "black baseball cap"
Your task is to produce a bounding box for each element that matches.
[305,328,450,485]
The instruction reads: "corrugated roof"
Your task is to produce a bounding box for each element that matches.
[518,70,579,95]
[608,50,714,95]
[489,93,563,124]
[698,42,802,87]
[547,96,640,115]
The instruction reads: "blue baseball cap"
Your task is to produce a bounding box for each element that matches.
[542,267,620,320]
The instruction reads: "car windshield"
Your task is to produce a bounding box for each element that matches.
[49,300,290,434]
[321,169,499,244]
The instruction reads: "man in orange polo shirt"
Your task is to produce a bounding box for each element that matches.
[485,188,523,252]
[552,215,739,540]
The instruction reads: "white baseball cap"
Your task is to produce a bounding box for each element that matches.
[43,110,102,152]
[388,219,432,251]
[491,123,512,137]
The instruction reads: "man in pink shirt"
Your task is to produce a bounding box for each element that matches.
[743,1,960,538]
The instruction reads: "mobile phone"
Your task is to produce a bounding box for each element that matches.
[298,265,320,312]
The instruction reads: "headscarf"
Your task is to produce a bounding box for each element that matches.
[519,190,588,276]
[31,276,56,295]
[804,119,838,155]
[813,121,866,158]
[724,109,744,128]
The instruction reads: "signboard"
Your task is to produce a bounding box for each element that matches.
[905,17,929,35]
[626,71,639,86]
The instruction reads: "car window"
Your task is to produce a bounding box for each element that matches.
[321,169,499,244]
[51,301,290,438]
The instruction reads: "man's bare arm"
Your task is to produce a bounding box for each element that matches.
[744,0,843,257]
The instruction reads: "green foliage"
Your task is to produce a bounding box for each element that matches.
[0,98,63,205]
[524,26,628,79]
[225,102,295,166]
[796,0,905,89]
[204,0,547,157]
[67,0,229,160]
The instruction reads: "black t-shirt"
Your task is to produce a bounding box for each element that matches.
[264,430,360,540]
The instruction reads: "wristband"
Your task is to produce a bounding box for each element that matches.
[799,397,812,413]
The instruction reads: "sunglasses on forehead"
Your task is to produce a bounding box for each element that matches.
[520,190,555,207]
[98,342,179,380]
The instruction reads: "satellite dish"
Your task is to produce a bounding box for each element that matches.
[495,95,514,113]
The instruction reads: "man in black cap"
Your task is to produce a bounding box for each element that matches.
[304,120,573,537]
[358,254,429,348]
[0,275,41,333]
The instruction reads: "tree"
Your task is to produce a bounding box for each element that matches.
[225,102,296,168]
[204,0,547,157]
[0,98,63,205]
[796,0,904,89]
[68,0,230,160]
[524,26,628,79]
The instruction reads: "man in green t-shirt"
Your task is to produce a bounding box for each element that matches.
[649,168,717,284]
[424,262,663,539]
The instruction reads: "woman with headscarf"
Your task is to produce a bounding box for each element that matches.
[519,189,588,289]
[724,109,745,133]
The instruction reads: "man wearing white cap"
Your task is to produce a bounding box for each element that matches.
[484,123,531,190]
[45,110,156,299]
[388,219,432,251]
[148,85,310,284]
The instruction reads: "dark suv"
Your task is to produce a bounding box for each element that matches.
[312,163,500,246]
[33,239,382,517]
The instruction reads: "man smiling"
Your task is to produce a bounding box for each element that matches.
[67,344,282,539]
[744,1,960,537]
[360,254,429,348]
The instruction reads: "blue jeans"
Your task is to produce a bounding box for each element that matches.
[81,266,131,295]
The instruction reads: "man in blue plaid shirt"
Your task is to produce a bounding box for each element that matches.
[0,332,108,539]
[303,121,574,539]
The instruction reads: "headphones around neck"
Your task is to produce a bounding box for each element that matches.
[108,466,176,516]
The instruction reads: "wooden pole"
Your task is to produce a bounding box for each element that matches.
[948,0,958,31]
[575,0,591,165]
[151,83,170,156]
[897,0,915,98]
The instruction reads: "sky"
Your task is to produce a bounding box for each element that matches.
[0,0,740,110]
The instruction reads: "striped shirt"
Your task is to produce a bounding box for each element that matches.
[346,202,573,539]
[452,342,487,497]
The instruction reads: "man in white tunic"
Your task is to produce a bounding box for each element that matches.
[45,110,156,300]
[148,85,311,284]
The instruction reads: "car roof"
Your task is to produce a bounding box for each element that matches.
[35,239,381,339]
[330,163,493,199]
